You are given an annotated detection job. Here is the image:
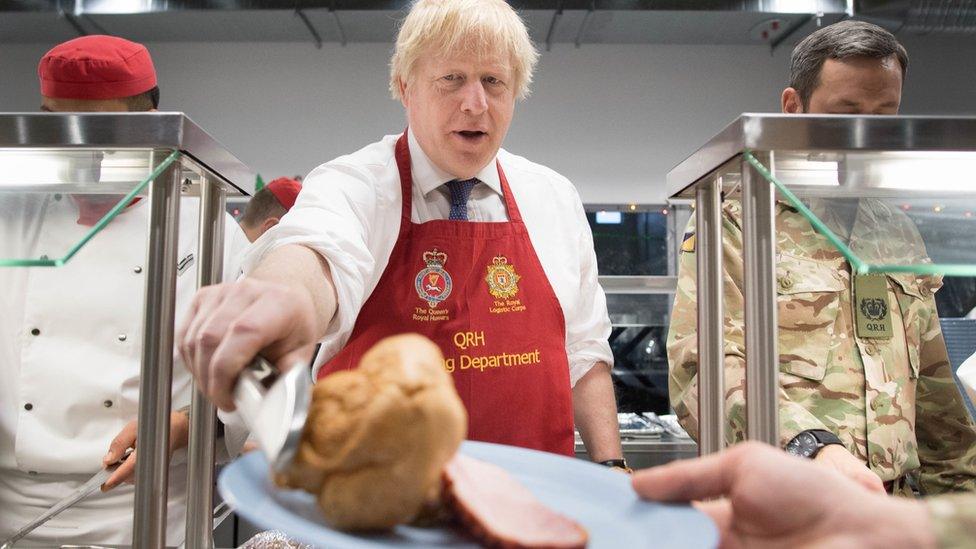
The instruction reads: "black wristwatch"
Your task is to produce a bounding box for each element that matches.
[785,429,843,458]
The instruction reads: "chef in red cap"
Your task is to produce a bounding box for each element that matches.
[239,177,303,242]
[39,34,160,112]
[0,35,249,546]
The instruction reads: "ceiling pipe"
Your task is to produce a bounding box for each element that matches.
[3,0,851,14]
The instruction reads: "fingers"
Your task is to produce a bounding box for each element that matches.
[175,288,201,361]
[170,410,192,452]
[104,421,137,466]
[180,281,267,411]
[694,500,738,549]
[102,450,137,492]
[815,445,886,495]
[206,313,270,411]
[855,470,886,494]
[178,278,318,412]
[206,291,302,411]
[632,450,735,503]
[632,442,770,503]
[694,499,731,526]
[102,412,191,491]
[189,298,257,401]
[178,285,232,396]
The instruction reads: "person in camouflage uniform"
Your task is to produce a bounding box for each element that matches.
[668,20,976,496]
[669,198,976,494]
[632,441,976,549]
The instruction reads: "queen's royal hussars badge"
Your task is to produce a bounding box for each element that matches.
[416,249,452,308]
[860,297,888,321]
[485,255,520,299]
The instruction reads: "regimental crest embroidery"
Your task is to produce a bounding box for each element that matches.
[485,255,521,299]
[415,249,453,308]
[860,297,888,321]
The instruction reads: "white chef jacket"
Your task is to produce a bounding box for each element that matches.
[242,130,613,385]
[0,193,248,545]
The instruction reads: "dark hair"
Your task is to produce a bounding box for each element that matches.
[124,86,160,111]
[239,187,287,228]
[790,21,908,109]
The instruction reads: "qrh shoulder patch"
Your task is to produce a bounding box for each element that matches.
[854,274,893,339]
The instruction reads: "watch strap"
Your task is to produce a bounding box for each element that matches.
[807,429,843,447]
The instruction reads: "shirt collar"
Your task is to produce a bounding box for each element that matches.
[407,128,502,197]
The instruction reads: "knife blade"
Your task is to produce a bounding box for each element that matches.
[233,357,312,475]
[0,451,129,548]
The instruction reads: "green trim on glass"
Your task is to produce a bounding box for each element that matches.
[743,151,866,272]
[862,263,976,277]
[0,150,182,268]
[743,150,976,277]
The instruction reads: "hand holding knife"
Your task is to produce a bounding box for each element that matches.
[0,450,132,548]
[233,356,312,475]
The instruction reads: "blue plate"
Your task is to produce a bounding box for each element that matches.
[218,441,717,548]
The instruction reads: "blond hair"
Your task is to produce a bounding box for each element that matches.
[390,0,539,101]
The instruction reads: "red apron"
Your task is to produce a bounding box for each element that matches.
[320,131,575,456]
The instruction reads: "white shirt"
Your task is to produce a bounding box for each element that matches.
[243,131,612,385]
[0,194,248,544]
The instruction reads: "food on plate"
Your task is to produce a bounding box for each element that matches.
[274,333,589,547]
[443,454,588,549]
[275,334,467,530]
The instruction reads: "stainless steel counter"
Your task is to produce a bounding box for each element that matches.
[576,434,698,470]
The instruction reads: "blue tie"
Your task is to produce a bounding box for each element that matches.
[446,178,478,221]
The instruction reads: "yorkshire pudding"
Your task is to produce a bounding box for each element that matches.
[276,334,467,530]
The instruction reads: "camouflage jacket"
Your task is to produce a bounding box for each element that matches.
[929,493,976,548]
[667,198,976,494]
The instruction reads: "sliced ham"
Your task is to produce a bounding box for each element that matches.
[443,454,588,549]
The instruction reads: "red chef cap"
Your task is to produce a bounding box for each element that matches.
[266,177,302,211]
[38,35,157,100]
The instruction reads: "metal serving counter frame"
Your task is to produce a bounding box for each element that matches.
[0,113,254,549]
[666,114,976,455]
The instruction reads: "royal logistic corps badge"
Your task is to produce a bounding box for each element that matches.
[486,256,520,299]
[416,249,453,308]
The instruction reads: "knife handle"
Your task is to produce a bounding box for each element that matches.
[245,356,281,388]
[234,357,280,427]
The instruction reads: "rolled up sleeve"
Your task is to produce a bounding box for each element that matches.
[240,162,388,366]
[565,196,613,386]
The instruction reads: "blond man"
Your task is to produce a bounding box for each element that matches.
[179,0,624,465]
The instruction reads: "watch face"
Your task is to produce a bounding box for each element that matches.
[786,432,819,458]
